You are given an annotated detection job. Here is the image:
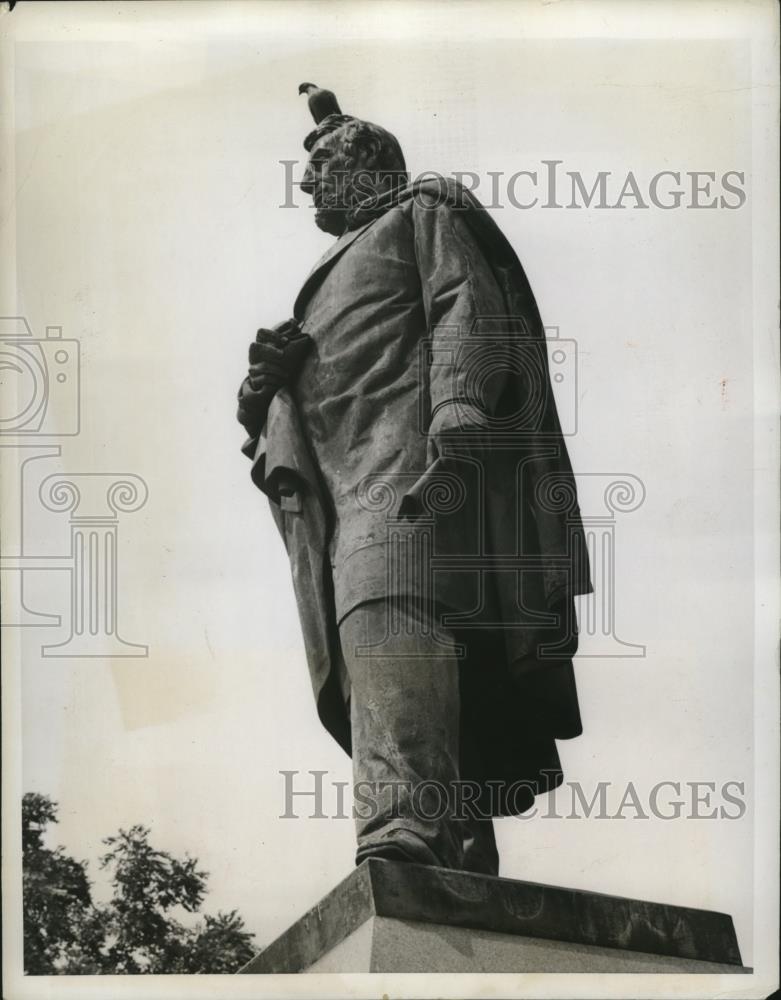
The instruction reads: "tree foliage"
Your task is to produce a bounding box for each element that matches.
[22,793,256,975]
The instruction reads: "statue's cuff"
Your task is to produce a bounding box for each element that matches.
[428,399,491,437]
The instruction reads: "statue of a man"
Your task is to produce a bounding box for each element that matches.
[238,85,592,875]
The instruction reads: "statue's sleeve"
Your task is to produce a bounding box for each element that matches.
[412,193,509,437]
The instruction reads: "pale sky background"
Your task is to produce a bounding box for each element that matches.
[1,1,778,991]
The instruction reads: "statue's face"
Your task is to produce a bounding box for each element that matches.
[300,131,379,237]
[300,133,351,236]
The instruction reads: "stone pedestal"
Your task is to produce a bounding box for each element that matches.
[240,860,747,975]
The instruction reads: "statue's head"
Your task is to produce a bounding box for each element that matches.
[298,84,407,236]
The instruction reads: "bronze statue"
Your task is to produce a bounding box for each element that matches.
[237,85,592,875]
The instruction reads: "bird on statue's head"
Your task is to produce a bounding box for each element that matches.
[298,82,343,123]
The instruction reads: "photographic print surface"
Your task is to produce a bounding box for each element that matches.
[1,2,778,999]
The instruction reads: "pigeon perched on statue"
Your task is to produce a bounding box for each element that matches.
[298,82,342,124]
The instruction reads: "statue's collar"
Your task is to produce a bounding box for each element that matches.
[344,176,484,230]
[344,183,410,230]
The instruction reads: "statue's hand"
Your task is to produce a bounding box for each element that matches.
[248,328,290,393]
[236,325,313,436]
[248,326,313,390]
[236,376,271,437]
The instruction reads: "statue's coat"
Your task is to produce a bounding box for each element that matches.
[245,179,592,815]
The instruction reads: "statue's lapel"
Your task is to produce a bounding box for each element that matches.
[293,218,376,319]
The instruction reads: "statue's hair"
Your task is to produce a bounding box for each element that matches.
[304,116,407,174]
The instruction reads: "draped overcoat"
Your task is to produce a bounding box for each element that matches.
[244,179,592,814]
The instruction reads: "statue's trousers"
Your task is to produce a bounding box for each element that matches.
[339,598,499,875]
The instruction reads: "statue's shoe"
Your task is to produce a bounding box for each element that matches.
[355,828,445,868]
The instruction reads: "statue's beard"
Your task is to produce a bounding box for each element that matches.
[312,173,385,236]
[313,202,348,236]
